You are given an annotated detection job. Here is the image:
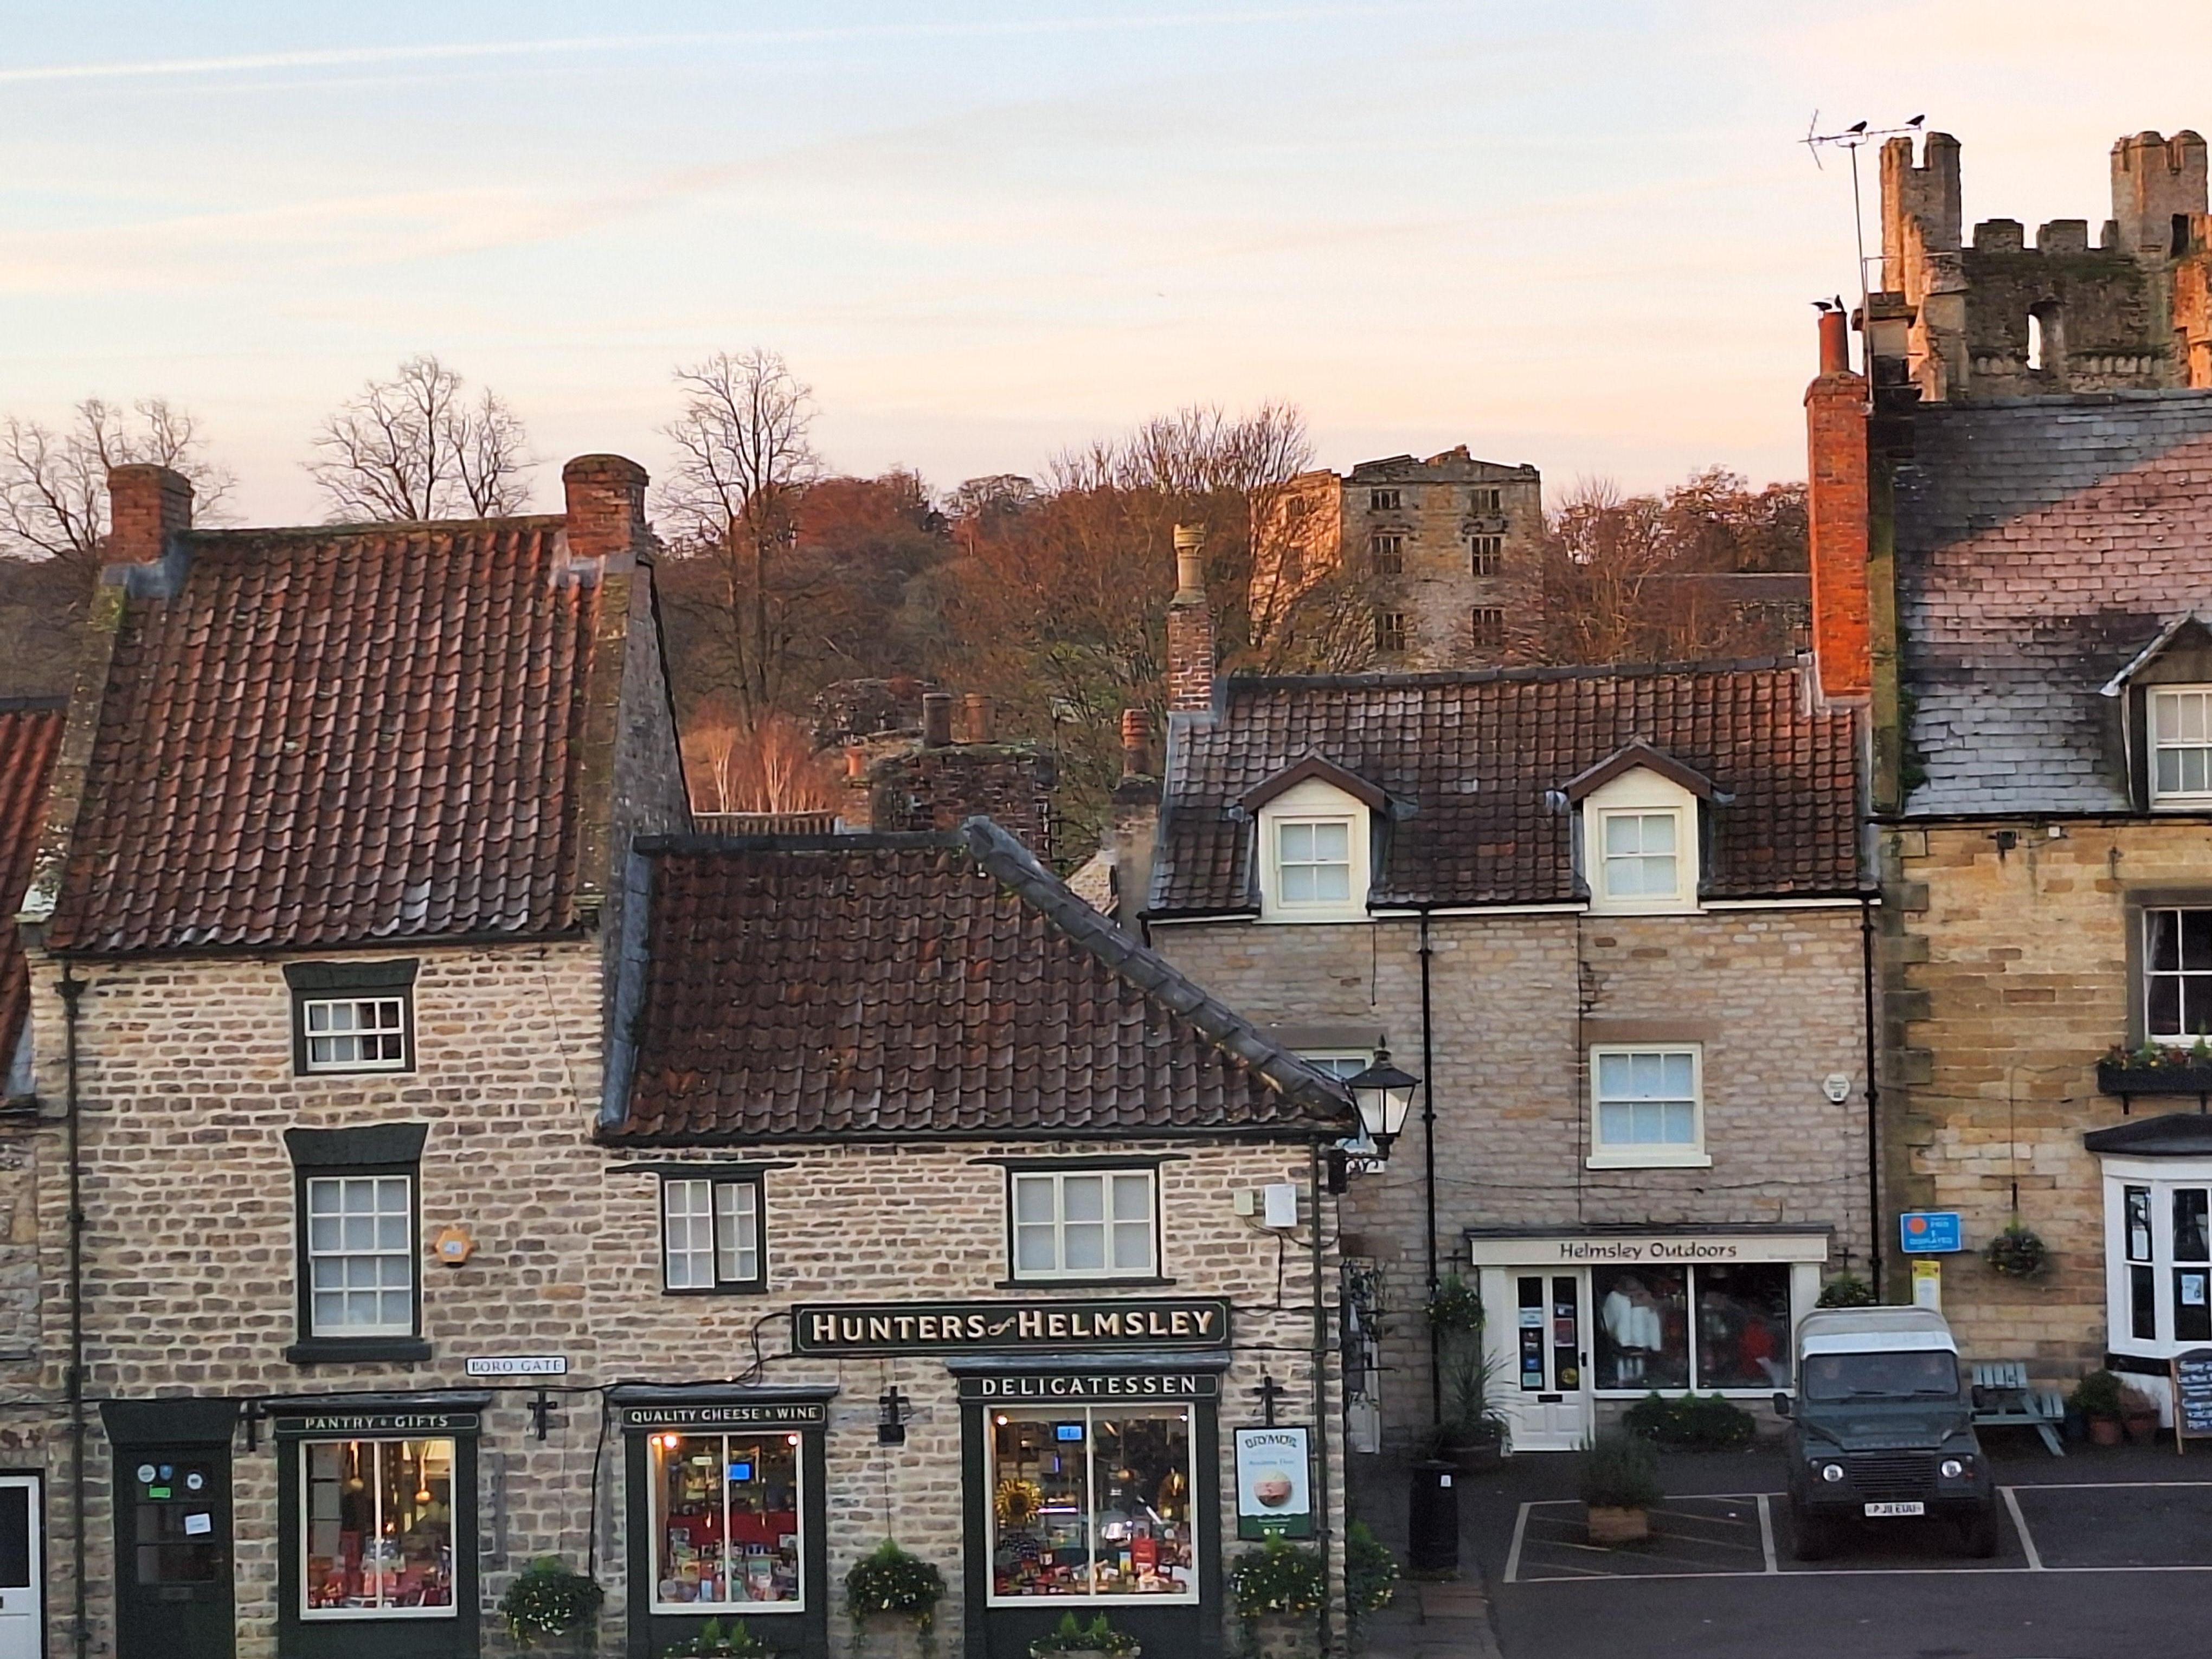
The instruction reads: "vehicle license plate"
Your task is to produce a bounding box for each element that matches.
[1863,1501,1924,1517]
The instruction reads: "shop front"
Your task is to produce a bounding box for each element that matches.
[613,1386,836,1659]
[2087,1117,2212,1413]
[1466,1227,1832,1450]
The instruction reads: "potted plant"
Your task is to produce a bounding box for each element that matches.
[1985,1223,2048,1278]
[660,1618,780,1658]
[1028,1611,1141,1659]
[1228,1533,1326,1652]
[1580,1429,1662,1546]
[1816,1274,1878,1308]
[845,1539,946,1656]
[498,1556,604,1649]
[2121,1383,2164,1445]
[1345,1519,1400,1634]
[1427,1274,1507,1472]
[2073,1367,2126,1446]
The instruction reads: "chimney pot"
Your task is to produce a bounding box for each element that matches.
[1817,310,1851,375]
[1173,523,1206,599]
[845,744,867,780]
[921,692,954,747]
[1120,708,1152,779]
[963,692,995,744]
[562,454,650,565]
[106,464,193,566]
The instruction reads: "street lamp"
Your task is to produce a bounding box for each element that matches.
[1344,1049,1418,1158]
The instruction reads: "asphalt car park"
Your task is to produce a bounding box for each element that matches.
[1458,1445,2212,1659]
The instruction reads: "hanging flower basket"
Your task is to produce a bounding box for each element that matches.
[1985,1224,2047,1278]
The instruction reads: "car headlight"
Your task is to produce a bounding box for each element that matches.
[1939,1457,1967,1480]
[1820,1463,1846,1483]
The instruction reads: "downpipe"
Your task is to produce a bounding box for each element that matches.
[58,966,86,1659]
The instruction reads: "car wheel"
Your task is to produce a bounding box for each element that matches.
[1959,1506,1999,1559]
[1791,1505,1831,1561]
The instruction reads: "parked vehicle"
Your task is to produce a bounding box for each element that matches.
[1776,1307,1998,1560]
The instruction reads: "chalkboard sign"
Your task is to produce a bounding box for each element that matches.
[2171,1349,2212,1452]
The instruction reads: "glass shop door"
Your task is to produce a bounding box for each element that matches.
[1489,1270,1591,1451]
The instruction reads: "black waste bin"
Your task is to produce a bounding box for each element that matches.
[1408,1458,1459,1573]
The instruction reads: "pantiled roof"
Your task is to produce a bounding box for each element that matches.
[1895,392,2212,815]
[1151,663,1861,913]
[601,819,1353,1143]
[44,520,605,953]
[0,699,65,1076]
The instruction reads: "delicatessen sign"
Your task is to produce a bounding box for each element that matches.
[792,1297,1232,1355]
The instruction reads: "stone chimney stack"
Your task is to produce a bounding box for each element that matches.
[1110,705,1161,933]
[106,465,193,566]
[1805,312,1871,703]
[921,692,955,748]
[562,454,650,567]
[1165,524,1215,713]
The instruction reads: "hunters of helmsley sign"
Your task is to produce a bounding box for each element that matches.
[790,1296,1233,1355]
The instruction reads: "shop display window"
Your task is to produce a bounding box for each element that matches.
[1693,1263,1793,1389]
[651,1432,803,1613]
[1593,1268,1688,1391]
[989,1406,1195,1604]
[301,1438,455,1617]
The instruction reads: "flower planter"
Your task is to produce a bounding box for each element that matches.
[2125,1410,2162,1445]
[1585,1505,1651,1546]
[856,1613,931,1659]
[1031,1648,1141,1659]
[2097,1060,2212,1102]
[2089,1415,2124,1447]
[1239,1611,1316,1659]
[1443,1436,1503,1476]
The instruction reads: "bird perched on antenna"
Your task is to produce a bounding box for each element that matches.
[1847,120,1868,134]
[1907,114,1925,127]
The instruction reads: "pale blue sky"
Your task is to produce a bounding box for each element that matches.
[4,1,2206,521]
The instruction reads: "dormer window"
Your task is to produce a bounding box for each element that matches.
[1243,757,1385,923]
[1563,744,1718,916]
[2151,687,2212,807]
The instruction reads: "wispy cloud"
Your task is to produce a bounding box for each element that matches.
[0,4,1445,86]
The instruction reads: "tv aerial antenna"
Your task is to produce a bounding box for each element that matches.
[1803,112,1926,370]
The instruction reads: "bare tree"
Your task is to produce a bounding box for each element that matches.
[657,349,825,721]
[306,355,533,522]
[0,397,235,569]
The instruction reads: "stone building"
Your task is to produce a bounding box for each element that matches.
[1129,578,1874,1450]
[1879,127,2212,403]
[1252,449,1544,671]
[2,463,1351,1658]
[1810,128,2212,1403]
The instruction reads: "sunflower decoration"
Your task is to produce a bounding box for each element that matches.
[994,1477,1043,1531]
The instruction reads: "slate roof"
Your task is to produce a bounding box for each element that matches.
[601,819,1354,1144]
[1895,390,2212,815]
[1150,663,1861,914]
[43,519,606,953]
[0,699,65,1078]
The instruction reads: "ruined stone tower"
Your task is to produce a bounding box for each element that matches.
[1876,128,2212,401]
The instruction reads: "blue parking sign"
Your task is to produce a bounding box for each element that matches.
[1899,1211,1963,1253]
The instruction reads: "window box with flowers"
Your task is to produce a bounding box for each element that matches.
[2098,1043,2212,1105]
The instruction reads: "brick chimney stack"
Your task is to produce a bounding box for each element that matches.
[1165,524,1215,713]
[106,465,193,566]
[921,692,955,747]
[562,454,650,567]
[1805,312,1871,702]
[1120,708,1152,779]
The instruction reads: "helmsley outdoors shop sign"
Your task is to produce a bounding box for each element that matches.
[792,1296,1232,1355]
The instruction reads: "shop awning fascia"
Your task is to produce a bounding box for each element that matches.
[608,1383,841,1407]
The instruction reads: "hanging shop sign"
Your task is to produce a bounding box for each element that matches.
[618,1400,829,1432]
[792,1297,1233,1355]
[1233,1425,1314,1540]
[957,1371,1220,1404]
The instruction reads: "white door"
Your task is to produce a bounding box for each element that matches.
[1488,1269,1591,1452]
[0,1476,40,1659]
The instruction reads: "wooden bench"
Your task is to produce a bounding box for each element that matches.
[1970,1360,2066,1456]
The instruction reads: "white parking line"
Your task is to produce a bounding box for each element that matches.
[1756,1494,1778,1574]
[2000,1486,2044,1571]
[1503,1501,1531,1585]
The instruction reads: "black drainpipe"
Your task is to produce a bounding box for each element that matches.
[1417,909,1440,1427]
[58,966,86,1659]
[1860,898,1884,1294]
[1308,1139,1333,1658]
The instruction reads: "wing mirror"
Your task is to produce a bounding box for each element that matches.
[1772,1391,1793,1419]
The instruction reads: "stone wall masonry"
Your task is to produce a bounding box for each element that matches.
[1153,905,1872,1442]
[1883,819,2212,1381]
[8,938,1341,1656]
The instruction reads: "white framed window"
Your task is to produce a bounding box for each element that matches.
[1276,820,1352,906]
[1256,777,1373,922]
[1010,1170,1158,1280]
[1301,1052,1373,1082]
[1589,1045,1708,1168]
[299,997,409,1072]
[301,1437,456,1617]
[2102,1160,2212,1365]
[2152,687,2212,807]
[1580,768,1700,914]
[2145,908,2212,1042]
[648,1430,805,1612]
[663,1175,764,1293]
[305,1175,415,1336]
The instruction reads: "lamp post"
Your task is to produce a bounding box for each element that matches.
[1345,1050,1418,1159]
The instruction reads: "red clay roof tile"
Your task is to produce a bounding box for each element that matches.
[0,699,64,1075]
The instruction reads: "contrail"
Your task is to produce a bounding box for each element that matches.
[0,5,1445,86]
